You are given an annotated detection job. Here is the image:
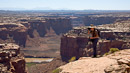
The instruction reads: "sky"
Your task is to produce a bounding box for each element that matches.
[0,0,130,10]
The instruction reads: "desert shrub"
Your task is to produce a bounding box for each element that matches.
[104,48,119,56]
[52,68,62,73]
[69,56,76,62]
[104,53,109,56]
[109,48,119,53]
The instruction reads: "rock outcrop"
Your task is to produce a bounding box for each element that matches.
[60,21,130,61]
[59,49,130,73]
[60,35,128,61]
[0,43,27,73]
[0,23,28,47]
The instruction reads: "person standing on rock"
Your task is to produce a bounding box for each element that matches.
[88,24,100,57]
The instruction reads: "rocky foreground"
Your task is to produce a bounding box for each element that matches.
[59,49,130,73]
[0,43,27,73]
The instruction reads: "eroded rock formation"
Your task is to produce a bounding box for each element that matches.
[0,43,27,73]
[0,23,28,47]
[0,18,72,48]
[21,18,72,38]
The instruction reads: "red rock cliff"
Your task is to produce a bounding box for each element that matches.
[0,18,72,47]
[0,23,28,47]
[60,27,130,61]
[21,18,72,38]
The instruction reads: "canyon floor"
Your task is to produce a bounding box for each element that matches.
[21,31,61,58]
[27,56,67,73]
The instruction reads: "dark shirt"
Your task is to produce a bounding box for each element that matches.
[90,30,99,38]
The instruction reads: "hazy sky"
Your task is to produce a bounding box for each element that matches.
[0,0,130,10]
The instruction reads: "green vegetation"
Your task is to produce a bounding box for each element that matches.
[104,48,119,56]
[109,48,119,53]
[52,68,62,73]
[26,62,37,67]
[69,56,76,62]
[104,52,109,56]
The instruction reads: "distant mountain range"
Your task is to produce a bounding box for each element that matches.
[0,8,130,13]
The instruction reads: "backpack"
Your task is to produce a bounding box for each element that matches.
[96,29,101,37]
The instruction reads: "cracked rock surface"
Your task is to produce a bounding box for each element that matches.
[59,49,130,73]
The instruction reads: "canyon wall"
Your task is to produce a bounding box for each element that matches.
[0,18,72,47]
[60,35,128,61]
[0,23,28,47]
[83,16,130,26]
[21,18,72,38]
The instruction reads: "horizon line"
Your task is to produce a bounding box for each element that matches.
[0,9,130,11]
